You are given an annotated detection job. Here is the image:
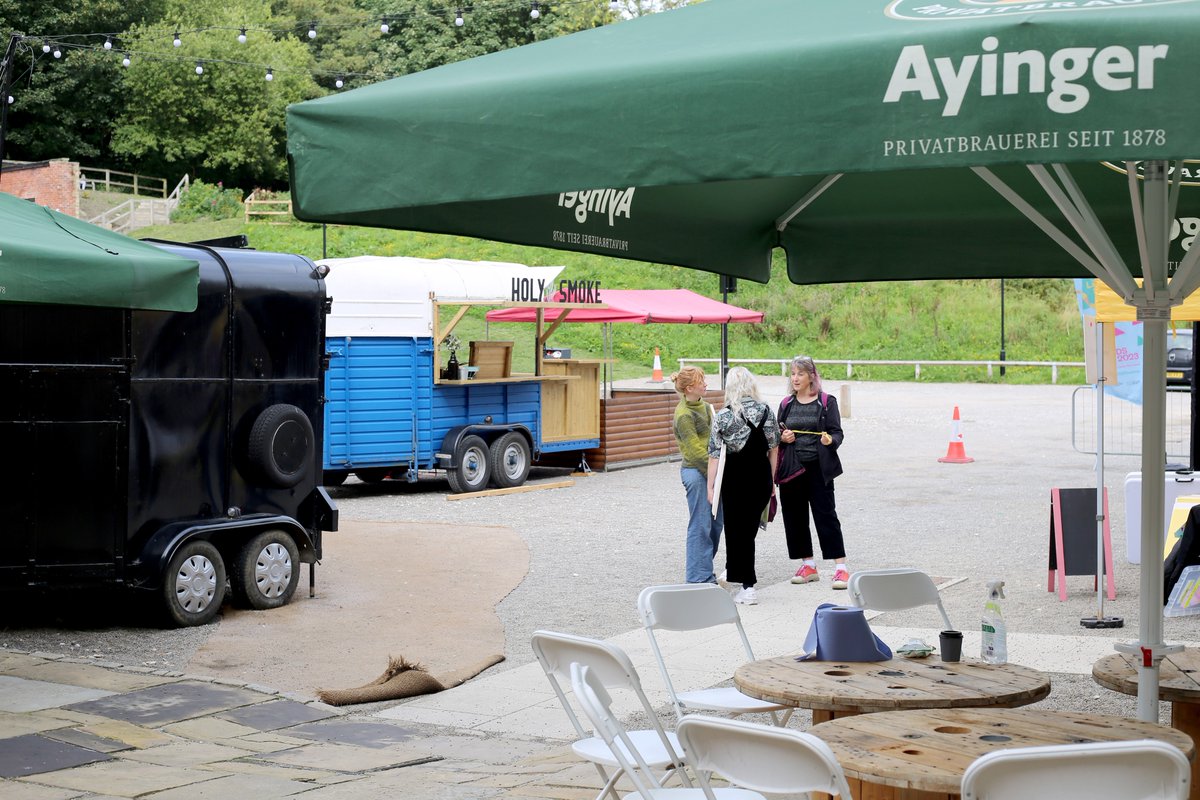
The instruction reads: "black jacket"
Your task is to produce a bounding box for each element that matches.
[777,392,844,485]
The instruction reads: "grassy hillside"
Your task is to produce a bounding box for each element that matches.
[136,218,1087,384]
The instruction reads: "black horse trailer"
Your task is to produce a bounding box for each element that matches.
[0,241,337,626]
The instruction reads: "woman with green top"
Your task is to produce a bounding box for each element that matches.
[671,366,724,584]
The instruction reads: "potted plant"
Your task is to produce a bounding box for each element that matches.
[442,333,462,379]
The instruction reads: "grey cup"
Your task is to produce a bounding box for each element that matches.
[940,630,963,662]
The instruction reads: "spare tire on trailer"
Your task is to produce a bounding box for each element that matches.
[247,404,313,488]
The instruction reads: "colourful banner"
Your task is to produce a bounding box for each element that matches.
[1075,279,1143,405]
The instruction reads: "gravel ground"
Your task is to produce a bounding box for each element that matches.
[3,378,1196,722]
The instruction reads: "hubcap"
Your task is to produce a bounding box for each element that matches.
[504,443,527,479]
[255,543,293,598]
[464,446,487,486]
[175,554,217,613]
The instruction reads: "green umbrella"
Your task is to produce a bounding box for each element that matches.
[288,0,1200,720]
[0,192,198,311]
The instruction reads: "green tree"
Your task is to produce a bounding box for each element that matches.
[0,0,168,165]
[110,0,321,187]
[270,0,384,92]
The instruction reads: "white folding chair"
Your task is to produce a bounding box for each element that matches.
[570,663,850,799]
[636,584,792,725]
[531,631,690,800]
[677,715,853,799]
[961,739,1190,800]
[846,567,953,630]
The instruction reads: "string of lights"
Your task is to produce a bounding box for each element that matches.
[4,0,625,92]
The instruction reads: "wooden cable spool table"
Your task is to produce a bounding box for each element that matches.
[734,655,1051,724]
[1094,647,1200,800]
[810,707,1195,799]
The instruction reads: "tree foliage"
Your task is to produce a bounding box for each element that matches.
[1,0,168,163]
[110,0,321,186]
[2,0,635,187]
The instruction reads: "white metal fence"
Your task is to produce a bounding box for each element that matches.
[678,357,1084,383]
[1071,386,1192,459]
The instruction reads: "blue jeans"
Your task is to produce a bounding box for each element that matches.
[682,467,724,583]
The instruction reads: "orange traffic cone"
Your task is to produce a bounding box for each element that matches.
[937,406,974,464]
[651,347,664,382]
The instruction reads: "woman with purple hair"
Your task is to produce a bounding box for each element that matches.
[776,355,849,588]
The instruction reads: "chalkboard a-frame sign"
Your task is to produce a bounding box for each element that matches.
[1048,487,1116,602]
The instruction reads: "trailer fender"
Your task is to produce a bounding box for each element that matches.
[135,515,318,590]
[436,424,534,469]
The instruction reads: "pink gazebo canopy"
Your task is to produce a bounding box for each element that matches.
[485,288,763,324]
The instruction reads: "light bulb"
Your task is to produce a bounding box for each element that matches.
[609,0,620,11]
[335,76,344,89]
[308,22,317,39]
[41,40,50,53]
[265,67,274,81]
[530,3,540,19]
[238,27,247,44]
[380,19,390,33]
[103,36,113,50]
[173,31,181,47]
[122,53,131,67]
[195,61,204,75]
[455,9,464,26]
[53,47,61,58]
[6,96,12,104]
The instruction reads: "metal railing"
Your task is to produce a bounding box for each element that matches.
[677,357,1085,383]
[79,166,168,198]
[1071,385,1192,459]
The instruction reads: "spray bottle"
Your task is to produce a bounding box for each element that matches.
[981,580,1007,665]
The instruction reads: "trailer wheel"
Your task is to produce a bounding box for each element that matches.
[162,540,226,627]
[354,468,391,483]
[247,404,313,488]
[322,469,349,486]
[489,432,531,488]
[231,530,299,610]
[447,435,490,493]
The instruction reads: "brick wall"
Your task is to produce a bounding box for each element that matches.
[0,159,81,217]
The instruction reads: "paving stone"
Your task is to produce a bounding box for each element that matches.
[471,773,539,789]
[28,759,214,795]
[161,716,261,742]
[0,734,112,778]
[0,677,114,713]
[0,653,47,672]
[76,719,176,750]
[64,681,266,726]
[10,663,173,694]
[0,711,73,740]
[135,771,314,798]
[0,780,84,799]
[402,734,556,763]
[218,698,337,732]
[280,719,419,749]
[40,728,132,754]
[249,742,439,773]
[118,740,256,768]
[210,759,339,782]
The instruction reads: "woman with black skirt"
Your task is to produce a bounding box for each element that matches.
[707,367,779,605]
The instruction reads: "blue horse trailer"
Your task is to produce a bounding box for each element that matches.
[318,257,601,492]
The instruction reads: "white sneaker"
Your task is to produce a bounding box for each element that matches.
[733,587,758,605]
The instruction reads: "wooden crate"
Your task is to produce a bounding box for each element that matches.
[469,340,513,379]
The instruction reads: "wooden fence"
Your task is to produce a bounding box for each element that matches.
[244,189,293,223]
[79,167,167,198]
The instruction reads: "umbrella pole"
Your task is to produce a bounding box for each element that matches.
[1116,162,1182,722]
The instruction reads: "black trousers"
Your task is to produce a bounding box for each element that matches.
[779,459,845,560]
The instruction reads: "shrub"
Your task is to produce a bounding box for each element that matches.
[171,179,244,222]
